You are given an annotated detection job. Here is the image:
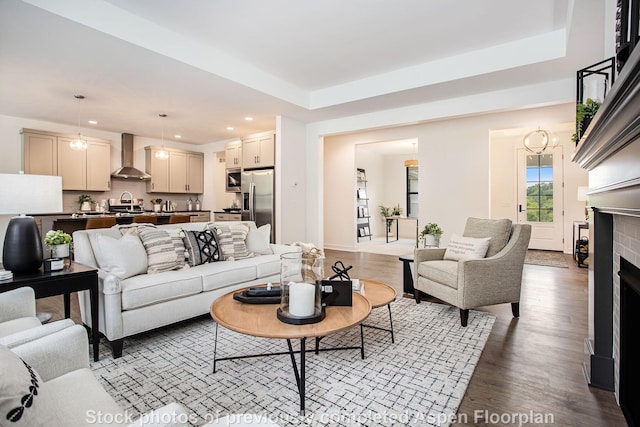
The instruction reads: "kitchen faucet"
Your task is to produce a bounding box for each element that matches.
[119,191,134,211]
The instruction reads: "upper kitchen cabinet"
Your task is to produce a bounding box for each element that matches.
[225,141,242,169]
[21,129,111,191]
[145,146,204,194]
[242,131,275,169]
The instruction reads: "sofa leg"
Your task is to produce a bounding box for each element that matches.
[110,339,124,358]
[414,289,421,303]
[511,302,520,318]
[459,309,469,327]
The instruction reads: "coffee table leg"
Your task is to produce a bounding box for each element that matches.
[387,304,395,344]
[286,338,306,415]
[360,325,365,359]
[213,323,219,373]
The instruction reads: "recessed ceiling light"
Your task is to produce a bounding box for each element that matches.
[244,117,253,121]
[88,120,97,124]
[227,127,234,131]
[174,134,181,139]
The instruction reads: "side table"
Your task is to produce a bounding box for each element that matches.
[0,262,100,361]
[398,253,414,295]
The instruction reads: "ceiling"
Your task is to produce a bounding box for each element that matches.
[0,0,605,145]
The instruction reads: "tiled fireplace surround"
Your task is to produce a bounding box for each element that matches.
[574,45,640,426]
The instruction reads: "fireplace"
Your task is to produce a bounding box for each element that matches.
[619,257,640,426]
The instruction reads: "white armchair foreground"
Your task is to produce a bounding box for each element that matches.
[5,324,189,427]
[414,218,531,326]
[0,287,75,349]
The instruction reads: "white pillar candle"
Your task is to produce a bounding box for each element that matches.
[289,282,316,317]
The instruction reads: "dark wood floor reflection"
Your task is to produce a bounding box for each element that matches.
[37,251,626,425]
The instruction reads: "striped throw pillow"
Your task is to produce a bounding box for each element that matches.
[212,224,254,261]
[137,227,181,273]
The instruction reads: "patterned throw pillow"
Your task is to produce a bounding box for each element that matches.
[211,223,254,261]
[164,227,188,269]
[137,227,181,274]
[0,345,58,427]
[183,229,220,266]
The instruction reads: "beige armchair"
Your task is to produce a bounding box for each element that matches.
[414,218,531,326]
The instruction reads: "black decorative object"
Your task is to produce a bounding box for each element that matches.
[616,0,640,72]
[574,57,616,143]
[277,305,326,325]
[329,261,352,281]
[321,280,353,306]
[2,216,43,273]
[233,285,281,304]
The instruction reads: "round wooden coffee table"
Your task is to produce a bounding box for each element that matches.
[359,279,397,343]
[210,287,371,415]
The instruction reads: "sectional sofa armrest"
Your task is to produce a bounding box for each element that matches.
[270,244,302,255]
[98,269,123,295]
[11,324,90,381]
[127,402,190,427]
[0,318,75,349]
[0,287,36,322]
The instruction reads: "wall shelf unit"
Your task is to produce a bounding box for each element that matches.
[356,168,372,241]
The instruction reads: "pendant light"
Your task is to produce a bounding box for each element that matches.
[155,113,169,160]
[69,95,88,151]
[404,141,418,167]
[523,127,559,154]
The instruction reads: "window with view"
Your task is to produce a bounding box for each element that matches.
[526,154,553,222]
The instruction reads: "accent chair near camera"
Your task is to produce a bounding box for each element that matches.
[413,218,531,326]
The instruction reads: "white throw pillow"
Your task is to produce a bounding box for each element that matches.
[94,234,148,279]
[443,233,491,261]
[0,344,59,427]
[246,224,272,255]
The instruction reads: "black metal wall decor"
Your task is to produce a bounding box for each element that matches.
[574,57,616,143]
[616,0,640,72]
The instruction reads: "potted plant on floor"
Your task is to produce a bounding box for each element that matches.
[420,222,443,247]
[44,229,72,258]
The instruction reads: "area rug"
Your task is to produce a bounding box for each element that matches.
[90,298,495,426]
[524,250,569,268]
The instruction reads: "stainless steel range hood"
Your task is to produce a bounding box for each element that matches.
[111,133,151,180]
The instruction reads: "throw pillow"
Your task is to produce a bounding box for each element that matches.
[94,234,148,279]
[463,218,512,257]
[183,229,220,266]
[0,345,58,427]
[115,223,155,236]
[212,224,254,261]
[165,227,188,269]
[246,224,272,255]
[137,227,181,274]
[443,233,491,261]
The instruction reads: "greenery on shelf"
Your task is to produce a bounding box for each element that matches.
[379,204,403,217]
[392,204,403,216]
[572,98,601,142]
[420,222,444,237]
[44,229,72,248]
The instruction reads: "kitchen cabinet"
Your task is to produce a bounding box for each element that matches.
[225,141,242,168]
[242,131,275,169]
[22,132,57,175]
[189,211,211,222]
[21,129,111,191]
[145,146,204,194]
[214,212,242,221]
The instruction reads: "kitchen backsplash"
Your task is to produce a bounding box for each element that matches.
[62,179,203,213]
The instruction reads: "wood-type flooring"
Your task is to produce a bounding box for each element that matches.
[36,250,626,426]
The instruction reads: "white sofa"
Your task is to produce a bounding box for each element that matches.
[73,221,297,358]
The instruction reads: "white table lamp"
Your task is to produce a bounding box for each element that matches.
[0,173,63,273]
[577,186,589,221]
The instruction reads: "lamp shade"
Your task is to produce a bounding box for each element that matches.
[1,174,63,273]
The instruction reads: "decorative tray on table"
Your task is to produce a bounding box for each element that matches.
[233,285,281,304]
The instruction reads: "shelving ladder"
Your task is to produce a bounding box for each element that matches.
[356,168,372,241]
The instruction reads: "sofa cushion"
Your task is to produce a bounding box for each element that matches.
[120,269,203,310]
[199,259,258,292]
[0,344,59,427]
[93,234,148,279]
[463,218,512,257]
[246,224,273,255]
[254,253,282,279]
[443,233,491,261]
[183,229,221,266]
[212,223,253,260]
[418,260,459,288]
[45,368,124,427]
[137,227,183,274]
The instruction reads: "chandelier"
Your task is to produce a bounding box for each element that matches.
[69,95,87,151]
[155,114,169,160]
[522,127,558,154]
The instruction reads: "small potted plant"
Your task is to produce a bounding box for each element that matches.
[44,229,72,258]
[420,222,444,247]
[78,194,93,211]
[392,204,403,216]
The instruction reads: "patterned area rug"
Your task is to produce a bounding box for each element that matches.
[524,250,569,268]
[90,298,495,426]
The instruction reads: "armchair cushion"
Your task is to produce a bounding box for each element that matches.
[443,234,491,261]
[0,345,59,427]
[0,319,74,349]
[417,260,458,287]
[0,318,41,339]
[463,217,512,257]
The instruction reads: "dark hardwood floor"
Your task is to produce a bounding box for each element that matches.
[36,250,626,426]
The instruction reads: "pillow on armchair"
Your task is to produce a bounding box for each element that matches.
[463,218,512,257]
[443,234,491,261]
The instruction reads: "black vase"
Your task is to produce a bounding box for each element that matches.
[2,216,43,273]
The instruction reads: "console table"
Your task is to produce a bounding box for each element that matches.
[0,262,100,361]
[384,216,419,246]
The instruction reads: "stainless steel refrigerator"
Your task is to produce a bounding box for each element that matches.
[241,169,275,242]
